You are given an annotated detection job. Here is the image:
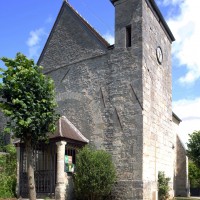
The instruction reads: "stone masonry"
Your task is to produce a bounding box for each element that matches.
[142,1,175,198]
[0,0,188,199]
[37,0,189,199]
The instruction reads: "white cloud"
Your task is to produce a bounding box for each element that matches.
[162,0,183,6]
[156,0,183,8]
[166,0,200,84]
[27,28,45,47]
[173,97,200,147]
[27,46,41,60]
[45,16,53,24]
[103,32,114,45]
[26,28,46,59]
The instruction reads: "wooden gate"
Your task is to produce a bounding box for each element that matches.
[19,142,56,197]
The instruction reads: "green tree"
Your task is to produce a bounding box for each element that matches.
[74,145,117,200]
[158,171,170,200]
[0,53,59,200]
[0,144,16,198]
[187,130,200,168]
[189,161,200,188]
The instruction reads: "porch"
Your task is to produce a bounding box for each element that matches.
[15,116,89,200]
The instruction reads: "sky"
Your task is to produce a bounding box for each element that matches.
[0,0,199,146]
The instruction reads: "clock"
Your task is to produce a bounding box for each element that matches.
[156,46,163,64]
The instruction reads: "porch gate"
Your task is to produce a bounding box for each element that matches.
[19,143,56,197]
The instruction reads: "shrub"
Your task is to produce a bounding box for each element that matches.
[0,144,17,198]
[74,145,117,200]
[158,171,170,200]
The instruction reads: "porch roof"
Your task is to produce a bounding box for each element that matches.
[49,116,89,144]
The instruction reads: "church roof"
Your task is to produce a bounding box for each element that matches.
[13,116,89,145]
[172,112,182,123]
[49,116,89,144]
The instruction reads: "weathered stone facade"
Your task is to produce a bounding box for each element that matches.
[37,0,189,199]
[173,116,189,197]
[0,0,189,199]
[175,136,189,197]
[142,1,174,198]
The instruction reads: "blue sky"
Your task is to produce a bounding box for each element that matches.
[0,0,200,145]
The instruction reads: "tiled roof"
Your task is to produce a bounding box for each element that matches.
[49,116,89,143]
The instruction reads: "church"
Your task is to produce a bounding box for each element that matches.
[0,0,189,199]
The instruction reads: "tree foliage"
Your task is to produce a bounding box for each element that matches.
[189,161,200,188]
[0,53,58,143]
[0,144,17,198]
[0,53,59,199]
[74,145,117,200]
[187,130,200,168]
[158,171,170,200]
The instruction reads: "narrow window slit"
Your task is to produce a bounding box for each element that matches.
[126,25,132,47]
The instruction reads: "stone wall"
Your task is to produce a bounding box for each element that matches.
[175,134,189,197]
[44,48,144,199]
[142,0,175,199]
[38,0,184,199]
[172,115,189,197]
[39,2,107,74]
[39,2,144,199]
[0,1,188,199]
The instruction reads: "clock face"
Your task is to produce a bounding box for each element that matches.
[156,46,163,64]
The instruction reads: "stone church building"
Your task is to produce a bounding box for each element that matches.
[0,0,189,199]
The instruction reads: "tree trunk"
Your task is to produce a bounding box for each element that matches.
[26,138,36,200]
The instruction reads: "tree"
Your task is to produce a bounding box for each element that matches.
[0,144,16,198]
[74,145,117,200]
[187,130,200,168]
[189,161,200,188]
[158,171,170,200]
[0,53,59,200]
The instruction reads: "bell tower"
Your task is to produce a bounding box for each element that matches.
[111,0,143,49]
[110,0,175,199]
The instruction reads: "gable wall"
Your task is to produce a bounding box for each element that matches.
[39,3,108,73]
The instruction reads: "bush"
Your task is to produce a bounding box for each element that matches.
[158,171,170,200]
[74,145,117,200]
[0,144,17,198]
